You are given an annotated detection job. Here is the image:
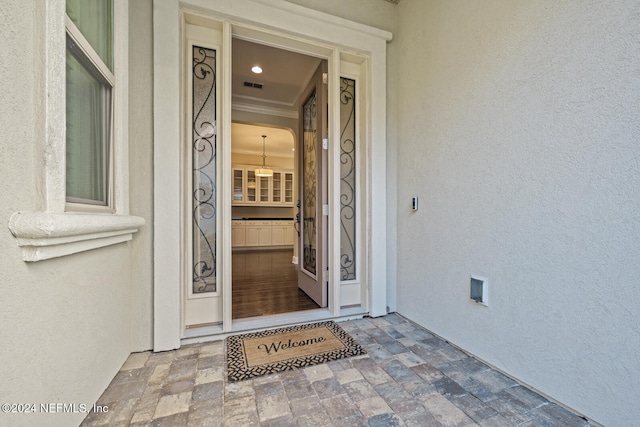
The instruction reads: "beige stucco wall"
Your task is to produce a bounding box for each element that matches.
[13,0,638,425]
[285,0,397,33]
[395,1,640,425]
[0,1,151,426]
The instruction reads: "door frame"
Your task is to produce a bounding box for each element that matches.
[153,0,391,351]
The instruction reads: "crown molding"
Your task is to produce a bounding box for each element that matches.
[232,102,298,119]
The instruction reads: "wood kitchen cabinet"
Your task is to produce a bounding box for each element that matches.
[231,220,246,246]
[233,169,244,202]
[259,176,271,203]
[232,220,294,248]
[232,165,294,206]
[284,172,294,204]
[271,221,294,246]
[272,172,282,203]
[245,220,272,247]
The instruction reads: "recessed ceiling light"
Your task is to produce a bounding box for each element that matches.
[251,65,263,74]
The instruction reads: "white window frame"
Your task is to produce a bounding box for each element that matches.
[8,0,144,262]
[64,12,115,210]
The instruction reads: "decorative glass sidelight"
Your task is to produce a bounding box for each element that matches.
[339,78,357,281]
[192,46,217,294]
[302,91,317,275]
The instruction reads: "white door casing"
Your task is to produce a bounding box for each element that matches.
[153,0,391,351]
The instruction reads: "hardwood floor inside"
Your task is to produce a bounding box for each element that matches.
[232,249,320,319]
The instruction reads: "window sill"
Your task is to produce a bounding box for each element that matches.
[8,211,145,262]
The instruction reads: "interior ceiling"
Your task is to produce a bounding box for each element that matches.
[231,37,321,158]
[232,123,295,159]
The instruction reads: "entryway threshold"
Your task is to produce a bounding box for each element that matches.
[181,308,368,345]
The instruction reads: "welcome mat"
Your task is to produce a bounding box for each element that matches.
[226,321,366,382]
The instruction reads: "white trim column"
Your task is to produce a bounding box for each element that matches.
[368,42,389,317]
[153,0,182,351]
[221,20,234,333]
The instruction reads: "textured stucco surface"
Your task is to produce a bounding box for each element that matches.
[395,1,640,425]
[0,1,144,426]
[286,0,397,34]
[8,0,640,425]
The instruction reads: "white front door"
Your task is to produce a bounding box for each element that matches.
[298,62,329,308]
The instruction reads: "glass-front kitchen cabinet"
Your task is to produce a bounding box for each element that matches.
[231,165,294,206]
[284,172,294,204]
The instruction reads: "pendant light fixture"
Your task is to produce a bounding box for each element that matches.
[255,134,273,177]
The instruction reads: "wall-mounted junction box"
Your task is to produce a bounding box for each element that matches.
[470,275,488,306]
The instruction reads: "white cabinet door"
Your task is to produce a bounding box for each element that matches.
[285,222,295,245]
[232,169,244,202]
[284,172,294,204]
[246,170,257,203]
[272,172,282,203]
[271,225,285,245]
[258,226,272,246]
[246,221,271,246]
[245,225,259,246]
[258,176,271,203]
[232,221,245,247]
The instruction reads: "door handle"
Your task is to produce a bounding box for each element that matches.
[294,200,301,236]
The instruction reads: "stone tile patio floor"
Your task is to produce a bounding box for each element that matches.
[80,314,593,427]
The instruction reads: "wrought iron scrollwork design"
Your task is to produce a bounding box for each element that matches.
[192,46,217,294]
[302,91,317,275]
[340,78,357,281]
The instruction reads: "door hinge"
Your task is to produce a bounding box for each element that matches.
[322,72,328,85]
[322,138,328,150]
[322,204,329,216]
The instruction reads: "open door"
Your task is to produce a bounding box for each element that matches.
[297,61,328,308]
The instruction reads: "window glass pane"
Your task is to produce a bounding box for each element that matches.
[66,0,113,70]
[302,91,317,276]
[340,78,357,281]
[66,47,110,205]
[192,46,217,294]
